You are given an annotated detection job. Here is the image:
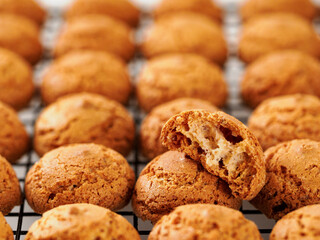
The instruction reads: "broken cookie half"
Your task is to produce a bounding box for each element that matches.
[160,110,266,200]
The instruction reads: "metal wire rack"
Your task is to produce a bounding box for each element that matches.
[4,1,281,239]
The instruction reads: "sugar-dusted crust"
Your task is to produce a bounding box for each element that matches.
[132,151,242,223]
[66,0,140,27]
[251,139,320,220]
[25,203,140,240]
[161,110,265,200]
[53,15,135,61]
[149,204,262,240]
[141,13,227,65]
[41,51,131,105]
[270,204,320,239]
[153,0,223,23]
[0,212,14,240]
[238,13,320,64]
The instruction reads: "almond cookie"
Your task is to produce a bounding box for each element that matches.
[270,204,320,239]
[132,151,242,223]
[66,0,140,27]
[0,48,34,110]
[141,13,227,65]
[149,204,262,240]
[25,144,135,214]
[238,13,320,63]
[161,110,266,200]
[25,203,140,240]
[140,98,218,160]
[34,93,135,157]
[0,212,14,240]
[153,0,223,23]
[251,139,320,220]
[0,0,46,25]
[0,14,42,64]
[241,51,320,108]
[137,54,228,112]
[0,101,29,163]
[53,15,135,61]
[240,0,316,21]
[248,94,320,150]
[41,51,131,105]
[0,155,21,215]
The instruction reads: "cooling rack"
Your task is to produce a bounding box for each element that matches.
[5,1,286,239]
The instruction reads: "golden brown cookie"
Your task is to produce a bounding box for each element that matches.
[251,139,320,220]
[248,94,320,150]
[140,98,218,160]
[161,110,266,200]
[41,51,131,105]
[270,204,320,239]
[53,15,135,61]
[241,50,320,108]
[132,151,242,223]
[149,204,262,240]
[0,48,34,110]
[25,203,140,240]
[34,93,135,157]
[0,0,46,25]
[141,13,227,65]
[238,13,320,64]
[0,212,14,240]
[153,0,223,23]
[0,14,42,64]
[137,54,228,112]
[241,0,316,21]
[0,101,29,163]
[0,155,21,215]
[66,0,140,27]
[25,143,135,214]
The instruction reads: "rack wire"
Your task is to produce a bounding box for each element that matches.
[5,2,278,240]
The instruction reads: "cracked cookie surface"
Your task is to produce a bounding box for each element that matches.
[0,212,14,240]
[248,94,320,150]
[161,110,265,200]
[34,93,135,156]
[25,203,140,240]
[132,151,241,223]
[251,139,320,220]
[25,144,135,214]
[149,204,262,240]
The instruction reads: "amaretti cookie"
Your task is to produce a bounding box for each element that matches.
[240,0,316,21]
[141,13,227,65]
[0,101,29,163]
[66,0,140,27]
[248,94,320,150]
[34,93,135,156]
[0,48,34,110]
[132,151,242,223]
[270,204,320,239]
[251,139,320,220]
[0,155,21,215]
[153,0,223,23]
[53,15,135,61]
[238,13,320,63]
[241,51,320,108]
[137,54,228,112]
[0,212,14,240]
[25,203,140,240]
[0,14,42,64]
[161,110,266,200]
[0,0,46,25]
[149,204,262,240]
[25,144,135,214]
[140,98,218,160]
[41,51,131,105]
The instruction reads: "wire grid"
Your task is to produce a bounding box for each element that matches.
[5,2,277,240]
